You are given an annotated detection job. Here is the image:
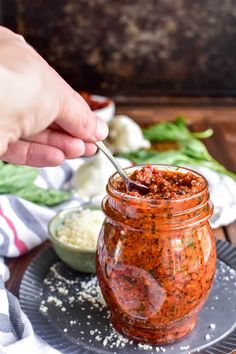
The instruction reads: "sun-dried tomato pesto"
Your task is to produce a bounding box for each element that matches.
[96,165,216,344]
[79,91,109,111]
[114,164,205,199]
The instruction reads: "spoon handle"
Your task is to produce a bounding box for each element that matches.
[95,141,128,182]
[95,141,149,195]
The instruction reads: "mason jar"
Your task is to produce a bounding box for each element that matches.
[96,165,216,344]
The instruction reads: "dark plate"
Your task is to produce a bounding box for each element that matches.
[19,240,236,354]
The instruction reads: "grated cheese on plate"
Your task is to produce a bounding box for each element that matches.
[39,259,236,353]
[56,209,104,250]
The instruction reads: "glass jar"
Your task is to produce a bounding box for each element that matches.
[96,165,216,344]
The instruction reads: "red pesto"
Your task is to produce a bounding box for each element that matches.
[96,165,216,344]
[80,91,109,111]
[115,164,205,199]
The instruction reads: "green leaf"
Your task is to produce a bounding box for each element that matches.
[121,149,196,166]
[14,185,71,206]
[180,139,213,161]
[143,118,189,142]
[139,116,236,180]
[0,163,72,205]
[121,150,158,163]
[120,148,236,181]
[142,116,213,142]
[192,128,214,139]
[0,164,38,193]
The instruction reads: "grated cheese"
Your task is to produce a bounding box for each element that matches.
[56,209,104,250]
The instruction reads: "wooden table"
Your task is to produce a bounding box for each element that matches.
[6,98,236,298]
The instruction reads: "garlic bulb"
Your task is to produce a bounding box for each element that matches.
[105,115,151,154]
[71,152,131,198]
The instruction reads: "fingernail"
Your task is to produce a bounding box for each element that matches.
[95,118,109,140]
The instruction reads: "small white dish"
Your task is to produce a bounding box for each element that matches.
[93,95,115,122]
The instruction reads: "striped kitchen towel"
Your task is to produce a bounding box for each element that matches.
[0,257,59,353]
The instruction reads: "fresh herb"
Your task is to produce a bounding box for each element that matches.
[180,138,213,161]
[122,148,236,180]
[121,117,236,180]
[143,116,213,142]
[14,185,71,206]
[0,163,71,205]
[122,149,193,165]
[0,163,38,193]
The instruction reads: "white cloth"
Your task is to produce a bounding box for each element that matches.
[191,166,236,229]
[0,159,236,353]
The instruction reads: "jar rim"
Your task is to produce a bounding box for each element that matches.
[107,164,208,205]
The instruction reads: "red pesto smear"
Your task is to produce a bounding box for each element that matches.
[115,164,205,199]
[80,91,109,111]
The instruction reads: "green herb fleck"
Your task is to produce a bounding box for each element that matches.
[186,239,195,247]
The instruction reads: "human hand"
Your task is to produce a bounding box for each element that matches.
[0,26,108,167]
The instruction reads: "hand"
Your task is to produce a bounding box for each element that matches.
[0,26,108,167]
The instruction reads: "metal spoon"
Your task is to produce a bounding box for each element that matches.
[95,141,150,195]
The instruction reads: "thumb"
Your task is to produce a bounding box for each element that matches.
[56,89,109,142]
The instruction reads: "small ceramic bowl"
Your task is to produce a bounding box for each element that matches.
[48,205,102,273]
[93,95,115,122]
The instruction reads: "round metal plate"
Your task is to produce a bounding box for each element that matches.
[19,240,236,354]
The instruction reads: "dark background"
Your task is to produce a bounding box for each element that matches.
[1,0,236,97]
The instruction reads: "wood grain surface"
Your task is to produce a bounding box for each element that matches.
[5,100,236,297]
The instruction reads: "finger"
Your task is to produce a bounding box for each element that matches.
[46,125,99,157]
[25,129,86,159]
[0,26,16,39]
[56,90,109,142]
[0,26,25,43]
[0,140,65,167]
[84,142,98,157]
[48,122,64,132]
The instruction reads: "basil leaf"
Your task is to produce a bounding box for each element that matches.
[0,164,38,193]
[143,120,188,142]
[14,185,71,206]
[180,139,213,161]
[120,148,236,181]
[142,117,213,142]
[0,163,72,205]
